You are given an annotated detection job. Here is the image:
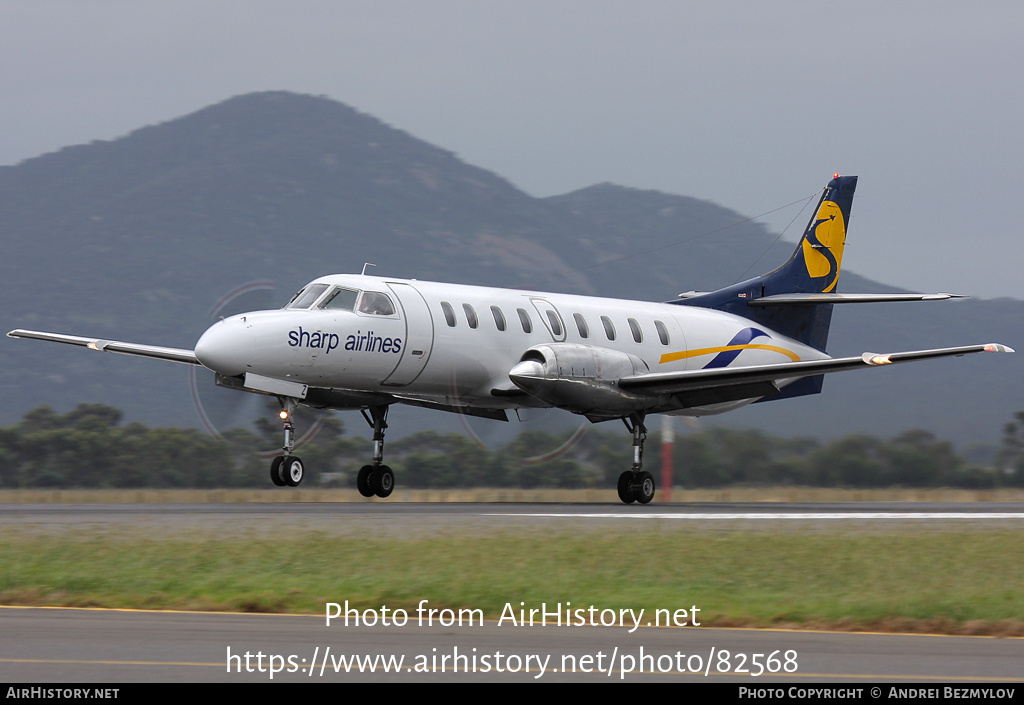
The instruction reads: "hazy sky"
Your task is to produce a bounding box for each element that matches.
[3,1,1022,297]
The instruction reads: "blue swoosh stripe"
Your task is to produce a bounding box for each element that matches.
[703,327,770,369]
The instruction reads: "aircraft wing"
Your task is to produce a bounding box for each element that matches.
[618,343,1013,398]
[7,329,200,366]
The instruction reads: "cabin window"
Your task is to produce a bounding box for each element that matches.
[601,316,616,341]
[517,308,533,334]
[628,318,643,343]
[320,287,359,311]
[573,313,589,338]
[287,283,329,309]
[441,301,457,327]
[491,306,506,331]
[463,303,479,329]
[357,291,396,316]
[655,320,670,346]
[546,310,563,337]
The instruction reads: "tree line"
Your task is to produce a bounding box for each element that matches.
[1,404,1022,490]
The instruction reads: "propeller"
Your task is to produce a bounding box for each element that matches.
[189,281,328,455]
[448,378,590,465]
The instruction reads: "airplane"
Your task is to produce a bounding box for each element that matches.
[8,175,1013,503]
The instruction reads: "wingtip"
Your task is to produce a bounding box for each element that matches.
[984,343,1015,353]
[862,352,892,365]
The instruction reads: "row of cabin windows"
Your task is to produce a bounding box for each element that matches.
[439,302,670,346]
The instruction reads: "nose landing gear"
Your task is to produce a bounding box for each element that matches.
[270,397,304,487]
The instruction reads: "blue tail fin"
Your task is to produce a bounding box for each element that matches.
[674,174,858,352]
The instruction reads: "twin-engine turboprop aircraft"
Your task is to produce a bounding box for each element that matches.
[8,175,1013,503]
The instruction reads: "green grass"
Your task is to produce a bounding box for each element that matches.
[1,528,1022,634]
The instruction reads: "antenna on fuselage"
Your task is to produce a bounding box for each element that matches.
[361,263,377,276]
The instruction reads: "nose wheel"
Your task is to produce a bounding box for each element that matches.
[269,398,305,488]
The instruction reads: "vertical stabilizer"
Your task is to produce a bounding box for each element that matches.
[675,175,858,352]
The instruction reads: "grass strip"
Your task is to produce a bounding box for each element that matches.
[1,529,1021,635]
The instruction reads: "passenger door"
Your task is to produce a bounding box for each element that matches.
[382,282,434,386]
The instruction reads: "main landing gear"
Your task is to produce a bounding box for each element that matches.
[617,412,655,505]
[269,398,305,487]
[356,405,394,498]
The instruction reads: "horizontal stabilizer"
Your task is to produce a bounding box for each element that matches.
[7,329,200,366]
[748,293,967,306]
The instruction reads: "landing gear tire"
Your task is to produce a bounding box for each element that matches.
[357,406,395,499]
[282,456,304,487]
[357,465,375,497]
[617,413,654,505]
[633,471,655,504]
[270,456,287,487]
[617,471,636,504]
[371,465,394,498]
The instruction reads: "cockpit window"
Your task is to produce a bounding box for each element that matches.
[320,287,359,311]
[357,291,396,316]
[287,283,329,309]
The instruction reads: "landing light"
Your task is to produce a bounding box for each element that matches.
[279,410,290,420]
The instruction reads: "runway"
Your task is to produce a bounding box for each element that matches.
[2,501,1022,683]
[2,606,1022,683]
[4,500,1024,534]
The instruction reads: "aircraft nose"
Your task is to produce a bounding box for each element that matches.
[194,318,250,376]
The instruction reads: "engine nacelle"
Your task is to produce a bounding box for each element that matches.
[507,343,654,417]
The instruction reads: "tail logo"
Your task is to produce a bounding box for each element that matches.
[801,200,846,293]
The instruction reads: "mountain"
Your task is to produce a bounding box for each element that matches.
[2,91,1021,448]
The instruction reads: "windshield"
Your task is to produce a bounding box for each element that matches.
[286,283,329,309]
[320,287,359,311]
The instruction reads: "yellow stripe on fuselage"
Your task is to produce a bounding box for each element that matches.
[659,344,802,365]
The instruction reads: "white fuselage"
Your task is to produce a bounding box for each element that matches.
[193,274,829,416]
